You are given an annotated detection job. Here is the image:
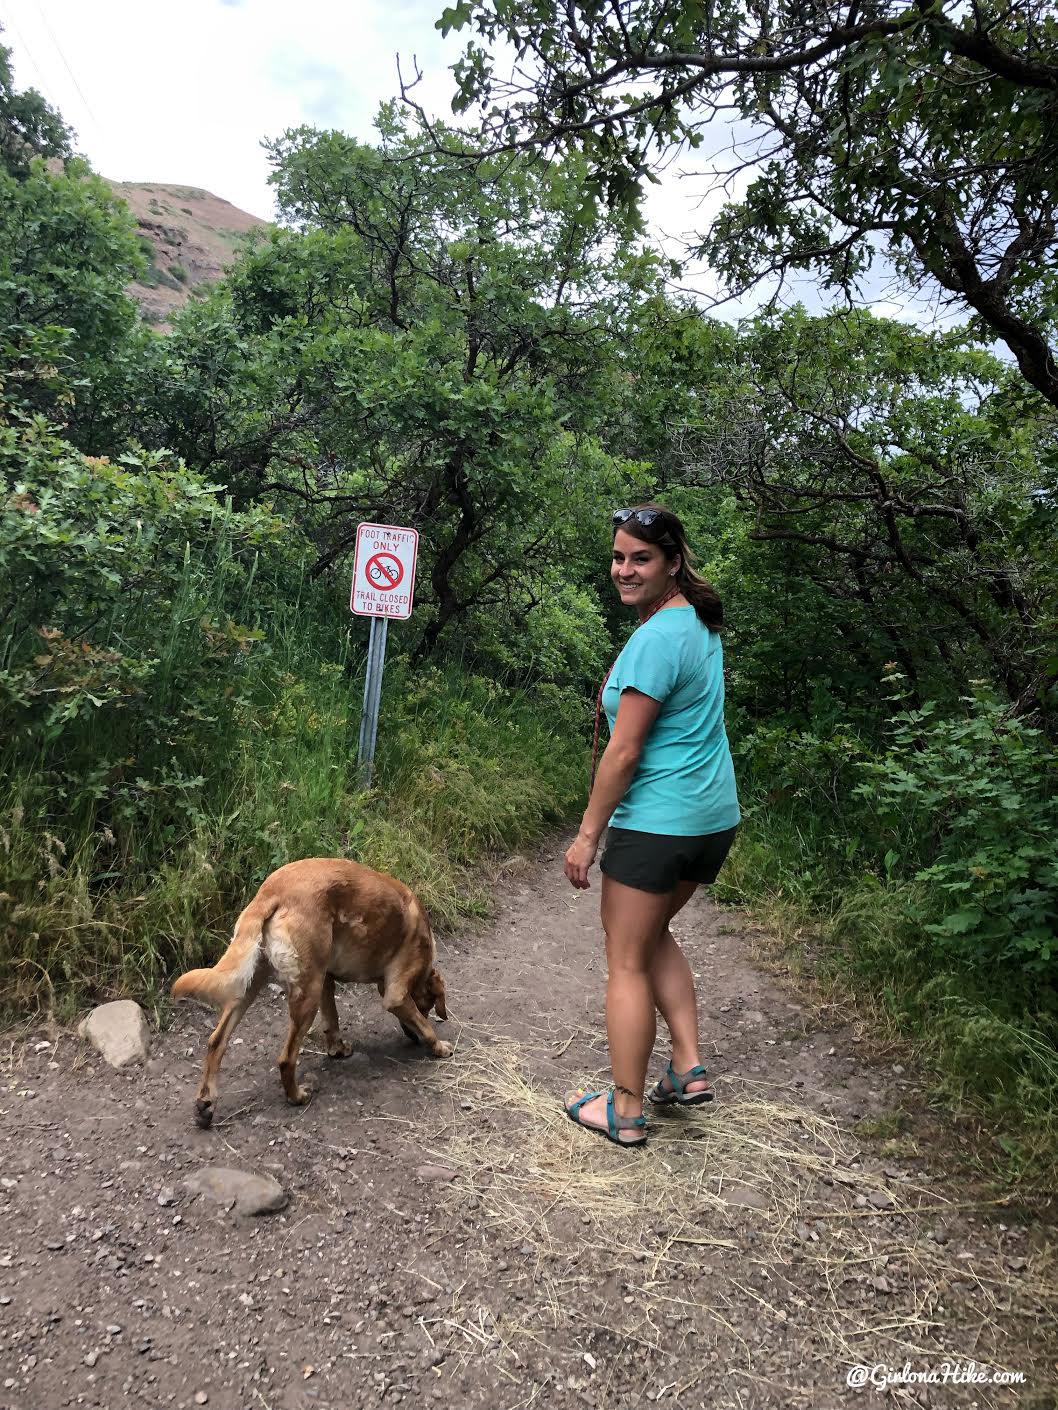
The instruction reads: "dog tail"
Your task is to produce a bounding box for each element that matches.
[171,894,277,1009]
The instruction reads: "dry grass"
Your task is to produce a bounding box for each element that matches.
[430,1029,868,1229]
[420,1027,1058,1399]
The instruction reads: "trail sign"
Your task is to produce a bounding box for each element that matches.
[350,523,418,619]
[349,521,418,785]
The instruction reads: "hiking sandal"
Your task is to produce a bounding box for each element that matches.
[647,1060,715,1107]
[565,1086,648,1148]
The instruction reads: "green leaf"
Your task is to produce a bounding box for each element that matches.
[937,908,984,935]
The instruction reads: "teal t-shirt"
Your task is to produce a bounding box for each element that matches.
[602,606,740,836]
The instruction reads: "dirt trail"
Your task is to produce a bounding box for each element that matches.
[1,840,1053,1410]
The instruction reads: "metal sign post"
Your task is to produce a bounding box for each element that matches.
[356,615,388,786]
[350,523,418,784]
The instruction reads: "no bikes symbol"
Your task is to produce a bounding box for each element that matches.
[365,551,404,592]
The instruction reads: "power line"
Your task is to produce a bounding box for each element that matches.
[30,0,101,136]
[1,8,58,107]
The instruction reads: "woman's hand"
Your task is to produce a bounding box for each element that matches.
[564,831,599,889]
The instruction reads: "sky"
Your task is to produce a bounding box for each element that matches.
[1,0,463,219]
[1,0,925,323]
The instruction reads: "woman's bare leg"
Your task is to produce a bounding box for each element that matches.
[566,876,673,1140]
[649,881,711,1096]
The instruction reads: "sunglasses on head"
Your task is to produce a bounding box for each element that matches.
[612,507,664,529]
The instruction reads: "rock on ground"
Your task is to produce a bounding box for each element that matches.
[77,1000,151,1068]
[182,1165,289,1217]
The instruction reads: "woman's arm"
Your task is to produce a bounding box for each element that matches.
[564,688,662,889]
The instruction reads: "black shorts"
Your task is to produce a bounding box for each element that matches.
[600,825,738,894]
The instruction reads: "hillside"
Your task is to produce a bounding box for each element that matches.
[107,180,270,325]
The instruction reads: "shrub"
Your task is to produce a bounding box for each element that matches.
[728,677,1058,1144]
[0,418,291,854]
[0,419,586,1010]
[855,677,1058,987]
[140,261,182,291]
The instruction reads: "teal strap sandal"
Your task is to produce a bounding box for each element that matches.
[565,1086,648,1148]
[647,1060,715,1107]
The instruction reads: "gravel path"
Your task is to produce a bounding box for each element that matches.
[1,842,1053,1409]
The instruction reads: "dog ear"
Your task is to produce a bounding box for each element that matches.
[431,969,448,1021]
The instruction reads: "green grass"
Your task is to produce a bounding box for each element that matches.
[0,447,576,1014]
[718,806,1058,1184]
[0,642,584,1019]
[0,645,589,1020]
[0,442,589,1017]
[139,260,183,291]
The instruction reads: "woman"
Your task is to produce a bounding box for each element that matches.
[563,504,739,1148]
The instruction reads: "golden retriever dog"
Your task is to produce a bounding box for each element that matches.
[171,858,450,1127]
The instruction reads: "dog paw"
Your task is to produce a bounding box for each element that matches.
[326,1040,354,1059]
[194,1099,214,1129]
[287,1084,314,1107]
[431,1040,454,1059]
